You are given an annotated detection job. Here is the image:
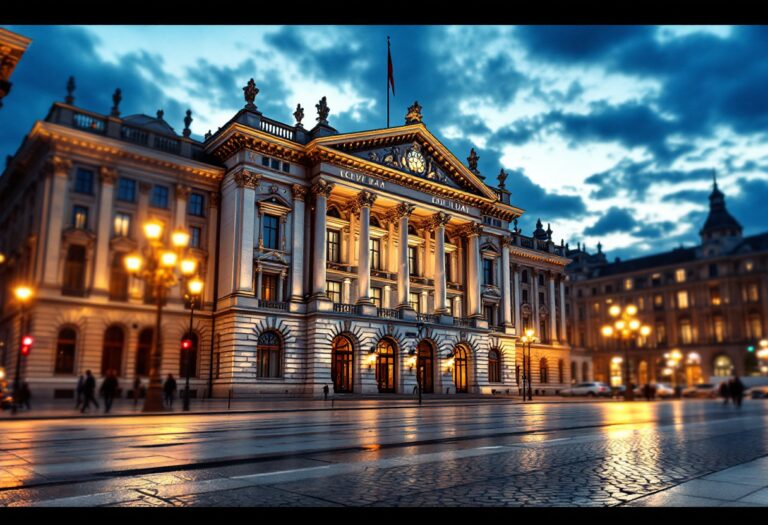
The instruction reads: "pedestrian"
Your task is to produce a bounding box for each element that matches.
[100,369,119,413]
[643,383,651,401]
[323,384,329,401]
[133,377,142,407]
[650,383,657,401]
[163,374,177,409]
[80,370,99,413]
[17,382,31,410]
[75,374,85,409]
[729,375,745,408]
[719,380,730,406]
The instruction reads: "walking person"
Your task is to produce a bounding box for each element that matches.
[80,370,99,413]
[132,377,142,407]
[323,384,329,401]
[100,369,119,414]
[730,375,745,408]
[17,382,31,410]
[163,374,177,409]
[719,380,730,406]
[75,374,85,409]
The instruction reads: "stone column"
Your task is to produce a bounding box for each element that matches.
[93,166,117,292]
[42,156,72,287]
[390,203,415,318]
[532,270,540,338]
[234,170,260,292]
[560,277,568,342]
[346,208,357,266]
[387,220,397,273]
[513,265,522,333]
[255,266,263,299]
[311,180,334,298]
[431,212,450,315]
[356,191,377,305]
[174,184,190,232]
[205,193,219,306]
[384,284,392,308]
[342,277,352,304]
[461,223,483,319]
[501,238,513,331]
[420,290,429,314]
[422,225,431,279]
[289,185,307,303]
[549,273,558,343]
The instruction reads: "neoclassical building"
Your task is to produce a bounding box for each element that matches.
[567,178,768,387]
[0,78,573,399]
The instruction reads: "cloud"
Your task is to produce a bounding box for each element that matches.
[583,207,638,236]
[585,160,714,201]
[515,26,653,63]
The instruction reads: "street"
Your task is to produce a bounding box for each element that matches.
[1,399,768,506]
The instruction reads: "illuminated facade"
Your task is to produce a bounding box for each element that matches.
[567,179,768,387]
[0,27,31,110]
[0,79,574,398]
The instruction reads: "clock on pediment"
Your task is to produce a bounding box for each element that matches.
[406,144,426,175]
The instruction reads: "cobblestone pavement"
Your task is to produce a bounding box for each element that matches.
[2,400,767,506]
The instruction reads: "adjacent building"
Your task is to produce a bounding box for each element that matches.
[0,78,574,399]
[567,178,768,387]
[0,27,31,110]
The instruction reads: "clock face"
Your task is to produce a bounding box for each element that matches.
[406,150,426,174]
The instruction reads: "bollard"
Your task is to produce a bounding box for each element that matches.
[228,388,232,409]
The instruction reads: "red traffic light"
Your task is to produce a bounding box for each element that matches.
[22,335,34,346]
[181,339,192,350]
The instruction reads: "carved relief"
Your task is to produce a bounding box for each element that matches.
[427,211,451,231]
[208,192,220,208]
[175,184,191,200]
[233,169,261,189]
[99,166,118,185]
[45,155,72,176]
[291,184,308,201]
[457,222,483,238]
[355,190,377,208]
[386,202,415,221]
[310,179,334,198]
[138,181,152,195]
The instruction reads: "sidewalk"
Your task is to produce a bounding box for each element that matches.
[0,394,619,421]
[626,455,768,507]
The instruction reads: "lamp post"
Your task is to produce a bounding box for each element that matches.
[519,328,536,401]
[125,220,198,412]
[11,285,33,415]
[182,276,204,412]
[601,304,651,401]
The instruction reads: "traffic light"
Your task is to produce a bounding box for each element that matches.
[21,335,33,356]
[747,345,755,353]
[181,339,192,351]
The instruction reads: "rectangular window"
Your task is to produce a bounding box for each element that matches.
[371,287,382,308]
[749,316,763,339]
[188,193,205,217]
[677,290,689,309]
[190,226,202,248]
[113,212,131,237]
[709,263,718,278]
[483,259,494,286]
[679,320,692,344]
[654,294,664,309]
[484,305,496,325]
[73,206,88,229]
[408,246,418,276]
[117,177,136,202]
[261,156,270,167]
[74,168,94,194]
[624,278,633,291]
[675,268,686,283]
[710,286,721,306]
[281,161,290,173]
[539,292,545,305]
[748,283,759,303]
[446,299,453,316]
[656,323,667,345]
[262,214,279,250]
[63,245,87,296]
[714,317,725,343]
[270,158,280,170]
[370,238,381,270]
[326,281,341,303]
[409,292,420,312]
[261,274,277,301]
[327,229,340,262]
[638,297,645,311]
[652,273,662,286]
[151,185,169,208]
[522,289,529,303]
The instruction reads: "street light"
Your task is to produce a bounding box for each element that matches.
[756,339,768,376]
[601,303,651,401]
[125,220,199,412]
[519,328,537,401]
[182,276,204,412]
[11,285,33,414]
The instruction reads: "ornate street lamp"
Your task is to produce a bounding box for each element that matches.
[601,304,651,401]
[182,276,204,412]
[125,220,199,412]
[519,328,537,401]
[11,285,33,414]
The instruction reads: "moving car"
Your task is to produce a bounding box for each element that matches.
[749,385,768,399]
[682,383,719,399]
[633,383,676,399]
[559,382,611,397]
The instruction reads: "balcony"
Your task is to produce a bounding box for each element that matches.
[377,307,399,319]
[260,116,296,141]
[333,303,359,314]
[73,112,106,134]
[257,300,288,311]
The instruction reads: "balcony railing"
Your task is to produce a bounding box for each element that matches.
[260,117,296,141]
[121,125,149,146]
[73,112,106,134]
[378,307,399,319]
[417,313,440,324]
[333,303,359,314]
[257,300,288,311]
[153,135,182,154]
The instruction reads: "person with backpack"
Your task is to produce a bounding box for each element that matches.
[100,369,119,413]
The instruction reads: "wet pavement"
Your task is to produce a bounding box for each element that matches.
[1,398,767,506]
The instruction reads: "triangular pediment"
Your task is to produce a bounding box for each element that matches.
[313,124,498,201]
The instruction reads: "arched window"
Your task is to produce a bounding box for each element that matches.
[257,331,282,378]
[136,328,153,376]
[454,345,469,393]
[540,357,549,384]
[101,325,124,376]
[180,332,199,378]
[332,335,354,393]
[109,252,129,301]
[488,349,501,383]
[55,327,77,374]
[714,354,733,377]
[558,359,564,384]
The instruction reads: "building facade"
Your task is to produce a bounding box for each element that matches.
[0,79,573,399]
[567,179,768,387]
[0,27,31,110]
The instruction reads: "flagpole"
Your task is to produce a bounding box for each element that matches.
[387,36,390,128]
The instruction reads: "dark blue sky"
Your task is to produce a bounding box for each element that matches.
[2,25,767,260]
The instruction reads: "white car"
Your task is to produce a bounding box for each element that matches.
[560,382,611,397]
[634,383,676,399]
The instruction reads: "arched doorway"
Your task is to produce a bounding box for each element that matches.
[714,354,733,377]
[376,338,397,393]
[331,335,354,393]
[416,340,434,394]
[454,345,469,393]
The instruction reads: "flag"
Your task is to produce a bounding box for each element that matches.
[387,37,395,96]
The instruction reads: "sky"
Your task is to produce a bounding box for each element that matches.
[2,25,768,261]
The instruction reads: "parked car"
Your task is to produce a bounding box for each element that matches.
[749,385,768,399]
[559,382,611,397]
[682,383,719,399]
[633,383,676,399]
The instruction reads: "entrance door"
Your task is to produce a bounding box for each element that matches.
[332,336,354,393]
[376,339,397,393]
[454,346,468,393]
[417,341,434,394]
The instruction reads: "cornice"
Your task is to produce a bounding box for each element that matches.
[509,245,572,267]
[207,123,306,164]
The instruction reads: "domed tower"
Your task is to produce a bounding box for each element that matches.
[699,171,742,256]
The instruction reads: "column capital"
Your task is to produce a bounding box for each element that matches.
[355,190,377,208]
[310,179,334,198]
[291,184,308,201]
[99,166,118,185]
[208,192,220,208]
[501,236,515,248]
[44,155,72,176]
[234,169,262,189]
[427,211,451,231]
[387,202,415,221]
[138,181,152,194]
[457,222,483,238]
[175,184,191,200]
